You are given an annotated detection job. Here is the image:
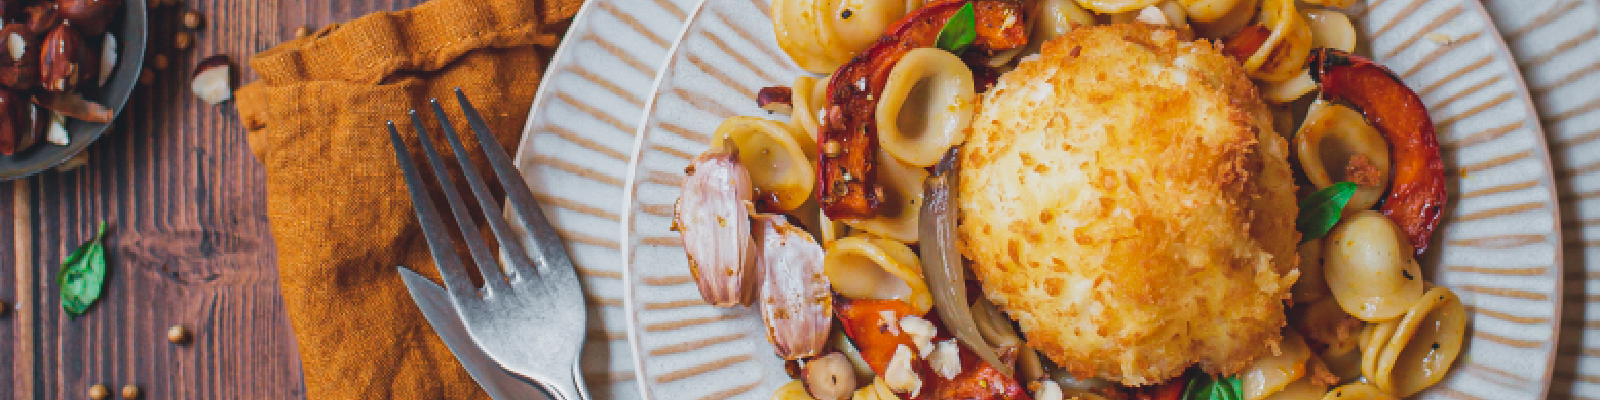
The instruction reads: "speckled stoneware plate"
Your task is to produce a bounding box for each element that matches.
[614,0,1563,400]
[0,0,147,180]
[504,0,698,397]
[1478,0,1600,398]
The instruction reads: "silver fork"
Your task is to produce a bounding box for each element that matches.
[386,89,590,400]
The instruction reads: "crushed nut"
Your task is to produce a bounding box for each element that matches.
[757,86,794,115]
[1425,33,1454,45]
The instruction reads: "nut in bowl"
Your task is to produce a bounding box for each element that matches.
[626,0,1562,399]
[0,0,145,180]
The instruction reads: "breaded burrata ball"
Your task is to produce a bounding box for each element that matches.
[956,24,1300,385]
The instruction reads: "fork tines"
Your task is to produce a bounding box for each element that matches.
[385,89,575,298]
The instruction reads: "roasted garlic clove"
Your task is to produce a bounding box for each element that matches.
[40,23,83,92]
[674,144,757,306]
[755,213,832,360]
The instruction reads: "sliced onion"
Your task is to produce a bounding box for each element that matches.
[918,149,1010,377]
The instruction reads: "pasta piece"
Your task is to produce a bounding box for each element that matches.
[1300,0,1354,8]
[1241,329,1312,400]
[1290,238,1330,304]
[829,0,910,55]
[1358,319,1398,384]
[1321,383,1398,400]
[1244,0,1313,82]
[792,76,822,143]
[1369,286,1466,397]
[1322,211,1425,322]
[1074,0,1162,14]
[774,0,840,73]
[1262,69,1316,103]
[1305,9,1356,52]
[772,380,819,400]
[824,235,934,314]
[1290,297,1362,356]
[1036,0,1097,41]
[1190,0,1256,38]
[1318,348,1363,384]
[714,116,816,212]
[1177,0,1241,22]
[1259,377,1328,400]
[838,150,928,242]
[877,48,977,167]
[1296,101,1392,214]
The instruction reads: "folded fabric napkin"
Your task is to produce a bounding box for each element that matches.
[235,0,580,398]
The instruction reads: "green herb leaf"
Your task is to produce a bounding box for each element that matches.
[935,2,978,54]
[56,222,108,318]
[1181,373,1243,400]
[1297,182,1359,242]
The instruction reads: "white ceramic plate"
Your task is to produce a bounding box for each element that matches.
[1478,0,1600,397]
[503,0,698,397]
[602,0,1563,399]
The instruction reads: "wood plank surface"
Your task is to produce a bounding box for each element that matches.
[3,0,435,398]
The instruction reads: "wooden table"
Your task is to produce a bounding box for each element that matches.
[1,1,431,398]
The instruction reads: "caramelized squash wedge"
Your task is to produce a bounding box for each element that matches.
[1309,48,1447,255]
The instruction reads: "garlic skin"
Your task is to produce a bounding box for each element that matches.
[675,146,757,306]
[755,214,833,359]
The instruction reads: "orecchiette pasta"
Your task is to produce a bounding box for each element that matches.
[1075,0,1162,14]
[771,380,818,400]
[1369,286,1466,397]
[1319,348,1363,384]
[1322,211,1424,322]
[1296,101,1393,214]
[1190,0,1256,38]
[1290,238,1330,304]
[1305,9,1356,52]
[877,48,977,167]
[1358,319,1398,385]
[824,235,933,314]
[1299,0,1354,8]
[714,116,817,212]
[775,0,911,73]
[1241,329,1312,400]
[828,0,909,55]
[1177,0,1242,22]
[1244,0,1313,82]
[1291,297,1362,356]
[1320,383,1398,400]
[791,75,822,143]
[1261,70,1317,103]
[837,150,927,242]
[1259,377,1328,400]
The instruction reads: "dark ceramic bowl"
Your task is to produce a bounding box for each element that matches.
[0,0,147,180]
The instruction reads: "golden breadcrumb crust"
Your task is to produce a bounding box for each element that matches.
[956,24,1300,386]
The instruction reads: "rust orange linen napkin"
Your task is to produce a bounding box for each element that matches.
[234,0,580,398]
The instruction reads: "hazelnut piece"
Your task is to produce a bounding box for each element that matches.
[88,384,109,400]
[182,10,203,30]
[40,23,84,92]
[0,87,27,155]
[757,86,793,115]
[56,0,122,37]
[120,384,140,399]
[0,24,40,89]
[24,3,60,35]
[173,31,191,50]
[167,324,189,343]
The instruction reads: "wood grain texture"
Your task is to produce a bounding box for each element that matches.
[1,0,444,399]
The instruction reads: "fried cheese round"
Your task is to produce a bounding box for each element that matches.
[956,24,1301,386]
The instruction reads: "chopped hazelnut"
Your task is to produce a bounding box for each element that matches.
[167,325,189,343]
[89,384,109,400]
[182,11,203,30]
[151,54,168,71]
[120,385,140,399]
[174,32,192,51]
[756,86,793,115]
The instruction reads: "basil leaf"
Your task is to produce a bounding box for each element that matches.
[1297,182,1359,242]
[56,222,108,318]
[1180,373,1242,400]
[935,2,977,54]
